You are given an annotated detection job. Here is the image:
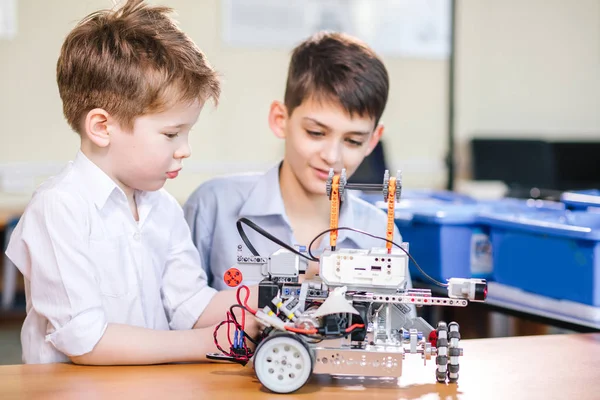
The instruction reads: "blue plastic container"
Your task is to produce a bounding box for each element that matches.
[394,204,485,284]
[359,189,476,208]
[409,190,476,204]
[479,210,600,305]
[478,198,565,213]
[393,198,565,284]
[561,190,600,210]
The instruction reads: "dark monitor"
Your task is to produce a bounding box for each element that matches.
[553,141,600,190]
[470,138,557,190]
[349,141,388,184]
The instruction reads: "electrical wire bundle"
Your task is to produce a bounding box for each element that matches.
[210,285,257,365]
[211,283,368,364]
[211,216,447,364]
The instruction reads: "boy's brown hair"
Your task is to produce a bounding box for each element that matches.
[57,0,220,134]
[284,32,389,127]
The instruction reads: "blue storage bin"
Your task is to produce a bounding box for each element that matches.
[479,210,600,305]
[561,190,600,210]
[477,198,565,213]
[359,189,476,208]
[394,204,488,284]
[410,190,477,204]
[393,197,564,284]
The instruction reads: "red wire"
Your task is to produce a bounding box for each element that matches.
[213,319,237,356]
[213,316,254,361]
[285,326,318,334]
[345,323,365,333]
[284,323,365,335]
[225,312,233,346]
[235,287,246,330]
[235,286,243,307]
[235,285,257,334]
[213,286,262,362]
[237,285,256,315]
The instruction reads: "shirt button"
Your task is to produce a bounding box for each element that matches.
[133,232,141,241]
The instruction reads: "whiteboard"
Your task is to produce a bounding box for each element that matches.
[221,0,450,59]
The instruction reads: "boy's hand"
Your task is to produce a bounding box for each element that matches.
[208,313,260,354]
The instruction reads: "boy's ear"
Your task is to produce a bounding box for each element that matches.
[268,101,288,139]
[83,108,112,148]
[365,123,384,156]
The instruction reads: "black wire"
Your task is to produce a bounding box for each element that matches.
[237,217,447,288]
[236,217,318,262]
[236,218,260,256]
[307,226,448,288]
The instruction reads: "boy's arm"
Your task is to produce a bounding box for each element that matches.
[12,193,229,366]
[70,323,231,365]
[12,193,109,359]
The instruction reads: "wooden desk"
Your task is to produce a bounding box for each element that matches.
[1,333,599,399]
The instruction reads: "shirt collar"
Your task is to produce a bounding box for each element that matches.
[135,189,161,226]
[238,161,358,245]
[71,151,160,218]
[238,162,287,219]
[72,151,122,210]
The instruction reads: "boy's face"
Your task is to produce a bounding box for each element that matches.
[87,99,202,194]
[270,97,383,196]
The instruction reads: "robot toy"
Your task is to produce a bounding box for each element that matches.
[208,169,487,394]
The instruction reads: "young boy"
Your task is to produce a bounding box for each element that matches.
[184,32,414,318]
[6,0,254,365]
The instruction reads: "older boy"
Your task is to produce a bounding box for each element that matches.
[6,0,253,365]
[184,32,414,317]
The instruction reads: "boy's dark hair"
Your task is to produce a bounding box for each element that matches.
[57,0,220,134]
[284,31,389,127]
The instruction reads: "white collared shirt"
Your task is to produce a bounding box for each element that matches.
[6,151,217,364]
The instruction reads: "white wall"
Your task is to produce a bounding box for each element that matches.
[0,0,599,206]
[456,0,600,177]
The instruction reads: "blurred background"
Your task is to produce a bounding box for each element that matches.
[1,0,599,364]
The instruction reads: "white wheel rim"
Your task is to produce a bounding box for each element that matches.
[254,336,312,393]
[448,324,460,380]
[436,325,448,378]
